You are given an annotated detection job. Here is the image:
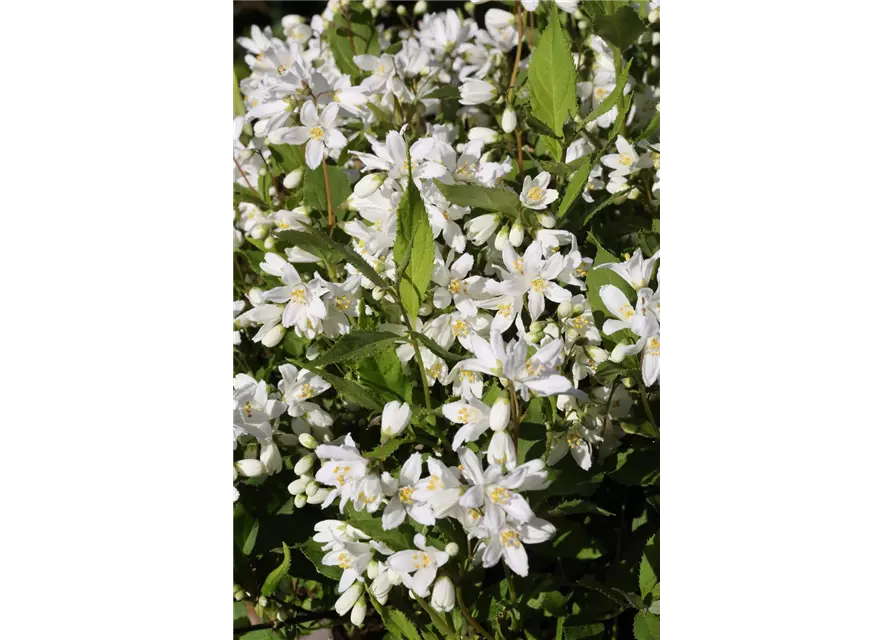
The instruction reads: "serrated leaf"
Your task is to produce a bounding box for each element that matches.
[563,622,606,640]
[633,611,660,640]
[596,6,646,52]
[313,331,402,367]
[301,540,342,581]
[394,177,434,323]
[261,543,291,596]
[304,162,350,212]
[434,180,520,217]
[557,157,592,219]
[355,348,412,402]
[277,229,391,291]
[582,59,632,127]
[421,86,461,100]
[528,3,577,137]
[382,608,423,640]
[364,437,404,461]
[639,534,659,598]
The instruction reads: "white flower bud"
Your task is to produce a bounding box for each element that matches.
[565,327,579,342]
[557,300,573,318]
[468,127,499,144]
[366,559,381,580]
[494,224,510,250]
[649,7,660,23]
[235,459,265,478]
[287,476,310,495]
[464,1,475,13]
[250,225,269,240]
[490,393,511,432]
[304,481,320,497]
[370,572,392,604]
[529,321,545,332]
[283,169,303,189]
[350,596,367,625]
[263,236,275,250]
[258,596,268,607]
[538,213,556,228]
[445,542,459,557]
[544,322,560,339]
[381,401,411,440]
[501,106,517,133]
[414,0,427,15]
[525,330,543,344]
[306,487,330,504]
[233,467,238,482]
[298,433,319,449]
[466,214,500,246]
[294,454,316,476]
[293,494,307,508]
[573,303,586,316]
[261,324,286,348]
[234,589,246,601]
[354,172,386,198]
[335,583,363,615]
[362,0,374,8]
[577,19,589,30]
[419,301,433,316]
[305,344,321,361]
[371,286,385,301]
[430,576,456,613]
[396,4,407,15]
[509,222,525,247]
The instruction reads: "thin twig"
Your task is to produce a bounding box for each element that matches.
[320,160,335,238]
[233,156,258,194]
[507,0,525,103]
[637,374,658,429]
[457,586,495,640]
[342,3,357,55]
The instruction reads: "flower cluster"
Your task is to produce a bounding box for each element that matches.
[233,1,659,637]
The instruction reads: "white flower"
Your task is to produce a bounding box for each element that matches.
[601,135,652,177]
[501,107,517,133]
[487,240,572,321]
[334,581,364,613]
[381,401,411,440]
[283,101,347,169]
[277,363,331,421]
[599,285,659,339]
[325,541,375,593]
[478,517,556,577]
[262,265,329,338]
[430,576,456,612]
[520,172,559,210]
[314,434,370,510]
[593,249,660,291]
[412,457,464,519]
[386,533,450,597]
[431,252,488,315]
[465,214,501,246]
[484,9,517,50]
[459,79,497,106]
[381,453,436,529]
[443,393,511,453]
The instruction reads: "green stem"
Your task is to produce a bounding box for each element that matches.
[397,302,432,411]
[507,383,521,451]
[456,587,495,640]
[636,374,658,429]
[416,593,455,637]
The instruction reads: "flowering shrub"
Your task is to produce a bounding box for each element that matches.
[233,1,659,638]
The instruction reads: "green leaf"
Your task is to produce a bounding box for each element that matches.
[382,608,423,640]
[355,348,412,402]
[241,630,284,640]
[313,331,402,367]
[582,187,633,225]
[607,445,660,486]
[394,178,434,323]
[434,180,520,217]
[421,86,461,100]
[586,258,636,320]
[364,437,404,462]
[528,3,578,137]
[557,157,592,219]
[581,59,632,127]
[261,543,291,596]
[301,540,342,581]
[343,504,415,551]
[639,534,659,599]
[635,112,660,143]
[326,8,381,76]
[233,183,268,209]
[633,611,660,640]
[268,144,304,174]
[409,331,465,363]
[234,506,259,555]
[233,601,252,629]
[304,162,350,212]
[233,68,245,117]
[289,358,384,410]
[563,622,606,640]
[595,6,646,52]
[277,229,392,291]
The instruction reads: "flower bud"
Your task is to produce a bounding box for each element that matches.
[298,433,319,449]
[261,324,285,348]
[573,302,586,316]
[283,169,303,189]
[366,559,381,580]
[304,481,320,497]
[501,107,517,133]
[350,596,367,625]
[509,222,524,247]
[234,589,246,601]
[430,576,456,613]
[525,330,543,344]
[538,213,556,228]
[544,322,560,339]
[258,596,268,607]
[370,572,392,604]
[249,224,269,240]
[466,214,500,246]
[382,401,411,440]
[235,459,265,478]
[354,172,386,198]
[396,4,407,15]
[419,301,433,316]
[288,476,310,495]
[414,0,427,15]
[490,393,511,432]
[468,127,498,144]
[557,300,573,318]
[294,453,316,476]
[263,236,275,250]
[529,321,545,332]
[371,286,385,301]
[445,542,459,557]
[565,327,579,342]
[335,583,363,616]
[649,7,660,23]
[294,494,307,508]
[306,487,330,504]
[464,1,475,13]
[577,19,589,30]
[494,224,510,250]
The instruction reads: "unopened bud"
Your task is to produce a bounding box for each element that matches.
[573,302,586,316]
[248,287,265,306]
[509,222,524,247]
[366,559,381,579]
[294,494,308,508]
[529,321,545,332]
[414,0,427,15]
[298,433,319,449]
[304,481,320,497]
[306,488,330,504]
[396,4,407,15]
[288,476,310,495]
[234,589,246,601]
[525,331,543,344]
[445,542,459,557]
[283,169,303,189]
[235,459,266,478]
[350,597,367,625]
[294,453,316,476]
[538,213,556,228]
[577,19,589,30]
[557,300,573,318]
[261,324,286,348]
[494,225,510,250]
[258,596,268,607]
[566,327,579,342]
[263,236,275,250]
[354,172,386,198]
[501,107,517,133]
[649,7,660,23]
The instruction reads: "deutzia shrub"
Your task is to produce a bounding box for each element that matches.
[233,1,659,638]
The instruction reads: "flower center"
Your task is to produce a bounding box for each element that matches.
[309,126,325,141]
[531,277,545,293]
[452,319,469,337]
[457,407,478,423]
[399,486,415,504]
[647,337,660,357]
[335,295,351,311]
[489,486,511,505]
[524,359,544,377]
[618,154,634,166]
[498,302,513,318]
[411,552,432,569]
[291,287,307,303]
[501,529,521,548]
[619,304,634,320]
[528,186,544,202]
[338,552,351,569]
[449,278,462,294]
[426,474,444,491]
